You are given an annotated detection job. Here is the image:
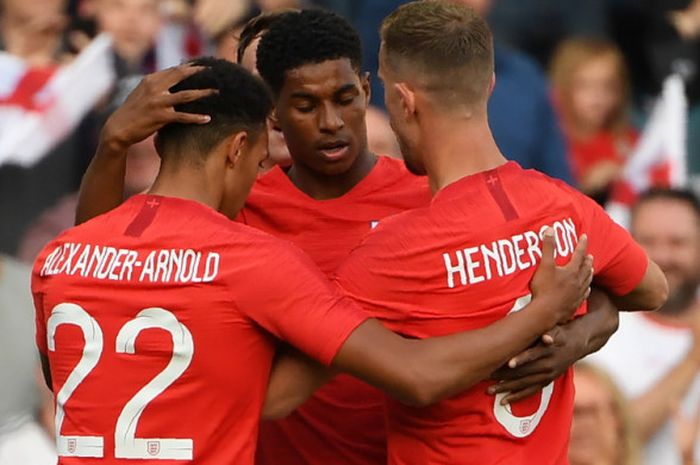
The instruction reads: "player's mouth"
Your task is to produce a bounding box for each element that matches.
[317,140,351,162]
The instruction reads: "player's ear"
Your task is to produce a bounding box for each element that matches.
[361,71,371,106]
[394,82,416,119]
[268,108,281,131]
[225,131,248,168]
[489,72,496,96]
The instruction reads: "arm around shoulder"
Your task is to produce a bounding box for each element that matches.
[612,257,668,312]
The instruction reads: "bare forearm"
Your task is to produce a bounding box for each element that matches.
[569,288,619,358]
[262,346,335,420]
[611,259,668,312]
[333,299,557,407]
[76,132,128,225]
[633,348,700,442]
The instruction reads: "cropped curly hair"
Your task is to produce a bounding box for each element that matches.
[256,9,362,96]
[157,57,273,162]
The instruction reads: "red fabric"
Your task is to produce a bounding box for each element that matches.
[32,195,367,465]
[569,129,637,183]
[243,156,431,465]
[335,162,648,465]
[0,67,57,111]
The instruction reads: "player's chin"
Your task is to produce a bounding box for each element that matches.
[313,154,358,176]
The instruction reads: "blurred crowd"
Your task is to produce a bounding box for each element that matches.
[1,1,700,465]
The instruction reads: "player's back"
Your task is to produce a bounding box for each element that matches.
[336,162,647,465]
[242,156,431,465]
[32,194,350,465]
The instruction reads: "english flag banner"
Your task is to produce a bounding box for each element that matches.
[0,34,115,167]
[606,74,688,227]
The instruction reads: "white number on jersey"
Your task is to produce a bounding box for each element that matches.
[492,294,554,438]
[47,304,194,460]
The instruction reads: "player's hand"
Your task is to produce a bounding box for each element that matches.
[488,325,576,404]
[101,64,215,153]
[530,229,593,325]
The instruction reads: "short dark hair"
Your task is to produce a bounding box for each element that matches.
[632,188,700,223]
[156,57,273,163]
[380,0,494,108]
[236,11,291,64]
[256,9,363,96]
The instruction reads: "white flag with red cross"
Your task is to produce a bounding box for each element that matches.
[0,34,115,167]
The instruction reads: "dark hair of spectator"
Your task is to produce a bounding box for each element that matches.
[256,9,363,96]
[236,11,292,64]
[156,57,273,164]
[633,188,700,223]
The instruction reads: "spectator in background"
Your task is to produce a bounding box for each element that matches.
[93,0,161,76]
[17,135,160,264]
[236,11,292,171]
[610,0,700,176]
[0,0,70,66]
[590,188,700,465]
[570,362,641,465]
[365,106,401,159]
[487,0,609,68]
[550,38,637,204]
[0,254,56,465]
[456,0,574,184]
[0,0,98,257]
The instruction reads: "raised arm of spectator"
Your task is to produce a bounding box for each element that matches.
[76,65,214,224]
[631,305,700,443]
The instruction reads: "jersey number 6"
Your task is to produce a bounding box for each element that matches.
[492,294,554,438]
[47,302,194,460]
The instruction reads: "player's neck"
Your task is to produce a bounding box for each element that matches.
[421,115,507,193]
[286,150,378,200]
[148,163,223,211]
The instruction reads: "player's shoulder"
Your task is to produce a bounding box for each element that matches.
[512,164,583,200]
[355,201,432,251]
[248,165,291,197]
[373,155,429,189]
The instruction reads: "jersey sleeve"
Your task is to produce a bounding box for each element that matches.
[574,190,648,296]
[31,264,47,355]
[231,236,369,365]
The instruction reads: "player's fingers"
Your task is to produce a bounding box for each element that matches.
[164,88,218,106]
[160,64,208,88]
[568,234,589,269]
[539,227,555,268]
[501,385,546,404]
[491,356,550,382]
[171,110,212,125]
[541,325,564,345]
[489,373,552,397]
[508,346,549,369]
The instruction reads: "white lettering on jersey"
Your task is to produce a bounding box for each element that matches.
[40,243,221,284]
[442,217,578,289]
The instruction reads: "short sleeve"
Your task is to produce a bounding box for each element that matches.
[31,267,47,355]
[231,236,368,365]
[574,191,648,295]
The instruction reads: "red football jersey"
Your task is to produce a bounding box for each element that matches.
[32,195,367,465]
[335,162,648,465]
[240,156,431,465]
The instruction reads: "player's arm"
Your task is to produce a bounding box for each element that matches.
[627,307,700,443]
[609,257,668,312]
[39,352,52,391]
[76,64,214,225]
[488,288,619,403]
[261,231,592,415]
[262,346,336,419]
[574,189,668,312]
